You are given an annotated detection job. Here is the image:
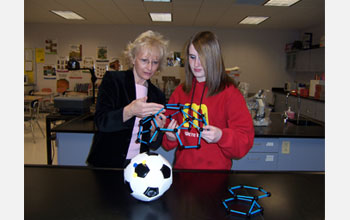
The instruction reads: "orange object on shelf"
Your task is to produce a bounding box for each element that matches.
[299,88,309,97]
[290,90,297,96]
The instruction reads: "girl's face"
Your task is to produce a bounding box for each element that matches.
[188,44,206,82]
[133,46,160,85]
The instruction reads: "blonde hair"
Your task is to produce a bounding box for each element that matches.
[183,31,235,96]
[124,30,169,71]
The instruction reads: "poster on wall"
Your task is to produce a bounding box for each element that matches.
[43,64,56,79]
[56,56,69,72]
[45,39,58,54]
[69,44,82,61]
[109,58,121,71]
[97,46,108,61]
[69,70,83,79]
[82,56,94,74]
[35,48,45,63]
[95,60,109,79]
[83,56,94,69]
[24,48,35,84]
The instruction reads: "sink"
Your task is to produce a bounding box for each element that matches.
[287,118,321,126]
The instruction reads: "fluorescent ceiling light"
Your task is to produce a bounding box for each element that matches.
[51,10,85,20]
[144,0,171,2]
[149,13,172,22]
[264,0,300,7]
[239,16,269,25]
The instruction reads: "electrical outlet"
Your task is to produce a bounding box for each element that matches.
[282,141,290,154]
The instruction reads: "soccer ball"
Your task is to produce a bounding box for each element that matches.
[124,152,173,202]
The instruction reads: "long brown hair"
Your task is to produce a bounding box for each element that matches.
[183,31,235,96]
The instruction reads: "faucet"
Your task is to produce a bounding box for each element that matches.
[282,92,290,123]
[285,92,290,110]
[296,94,301,124]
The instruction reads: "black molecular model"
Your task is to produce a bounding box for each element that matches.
[137,103,208,150]
[222,185,271,217]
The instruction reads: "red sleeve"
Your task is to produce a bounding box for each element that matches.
[217,88,255,159]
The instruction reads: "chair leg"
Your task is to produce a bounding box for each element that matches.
[29,120,36,143]
[35,120,45,138]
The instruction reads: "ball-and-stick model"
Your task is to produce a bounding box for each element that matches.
[222,185,271,217]
[136,103,208,150]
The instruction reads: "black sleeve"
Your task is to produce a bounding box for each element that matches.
[94,71,134,132]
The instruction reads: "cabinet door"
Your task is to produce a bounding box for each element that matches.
[286,52,297,70]
[232,153,278,170]
[309,48,325,72]
[278,138,325,171]
[232,138,280,170]
[295,50,310,72]
[274,93,287,112]
[314,101,325,122]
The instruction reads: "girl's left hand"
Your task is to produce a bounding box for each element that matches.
[201,125,222,143]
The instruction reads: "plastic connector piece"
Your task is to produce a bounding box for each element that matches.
[222,185,271,217]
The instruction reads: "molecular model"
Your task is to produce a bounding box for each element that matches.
[136,103,208,150]
[222,185,271,217]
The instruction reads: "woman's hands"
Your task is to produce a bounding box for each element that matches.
[123,96,165,122]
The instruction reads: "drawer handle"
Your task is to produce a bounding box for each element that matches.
[247,157,260,161]
[266,142,274,147]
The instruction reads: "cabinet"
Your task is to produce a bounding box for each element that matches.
[232,137,324,171]
[232,138,279,170]
[286,47,324,72]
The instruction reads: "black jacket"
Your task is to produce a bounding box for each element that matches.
[86,70,166,168]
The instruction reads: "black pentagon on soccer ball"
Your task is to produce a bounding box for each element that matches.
[135,163,150,178]
[160,164,171,179]
[124,180,133,194]
[146,152,158,156]
[144,187,159,198]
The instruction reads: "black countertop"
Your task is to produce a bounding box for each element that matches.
[24,165,324,220]
[272,87,325,103]
[51,112,324,138]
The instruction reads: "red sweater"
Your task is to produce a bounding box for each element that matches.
[162,79,254,170]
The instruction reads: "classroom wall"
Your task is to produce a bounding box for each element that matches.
[24,23,303,93]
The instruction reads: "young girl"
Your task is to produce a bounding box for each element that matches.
[162,31,254,170]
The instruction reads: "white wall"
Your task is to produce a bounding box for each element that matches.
[25,23,301,93]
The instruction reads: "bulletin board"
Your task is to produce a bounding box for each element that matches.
[24,48,34,84]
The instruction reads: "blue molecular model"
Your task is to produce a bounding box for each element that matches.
[222,185,271,217]
[136,103,208,150]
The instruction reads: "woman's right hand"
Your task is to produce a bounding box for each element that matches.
[123,96,164,122]
[165,119,179,142]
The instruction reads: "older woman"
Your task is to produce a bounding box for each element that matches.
[87,30,168,168]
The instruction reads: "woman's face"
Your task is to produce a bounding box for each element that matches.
[188,44,206,82]
[133,46,160,85]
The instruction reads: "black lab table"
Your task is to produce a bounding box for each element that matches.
[24,165,324,220]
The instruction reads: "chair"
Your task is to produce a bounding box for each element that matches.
[24,100,45,143]
[41,88,54,112]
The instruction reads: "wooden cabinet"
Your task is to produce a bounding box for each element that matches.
[286,47,324,72]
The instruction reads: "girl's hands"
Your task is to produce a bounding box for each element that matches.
[164,119,180,142]
[201,125,222,143]
[150,113,166,136]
